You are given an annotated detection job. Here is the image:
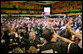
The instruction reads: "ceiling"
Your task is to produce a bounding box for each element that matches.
[9,1,60,5]
[27,1,60,5]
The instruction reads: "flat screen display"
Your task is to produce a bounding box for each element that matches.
[44,7,50,12]
[44,7,50,16]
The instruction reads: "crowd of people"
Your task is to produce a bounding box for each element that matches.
[1,16,82,53]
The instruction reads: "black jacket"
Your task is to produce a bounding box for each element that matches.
[39,41,82,53]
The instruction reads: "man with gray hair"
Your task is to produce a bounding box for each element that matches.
[28,32,42,50]
[29,32,36,40]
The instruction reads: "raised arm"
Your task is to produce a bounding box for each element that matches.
[66,22,82,39]
[1,31,4,39]
[52,29,74,43]
[57,35,74,43]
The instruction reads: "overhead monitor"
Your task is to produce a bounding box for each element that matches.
[44,7,50,16]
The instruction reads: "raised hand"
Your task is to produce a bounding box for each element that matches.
[65,22,71,31]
